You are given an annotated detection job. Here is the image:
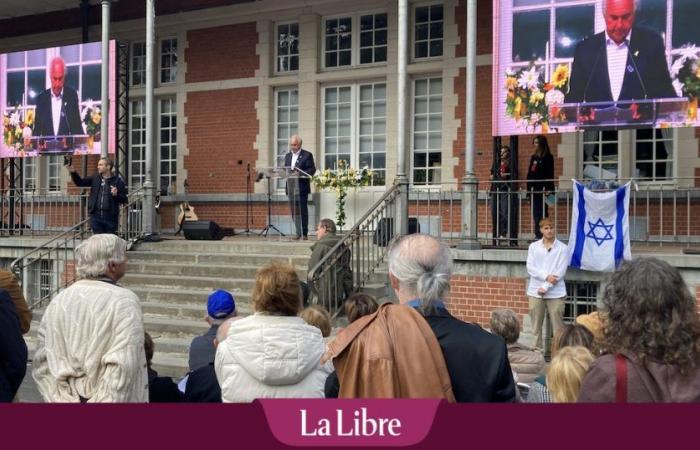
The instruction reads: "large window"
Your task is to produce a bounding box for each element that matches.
[412,77,442,185]
[276,23,299,73]
[159,97,177,193]
[634,128,674,181]
[564,280,598,323]
[160,38,178,84]
[274,88,299,189]
[131,42,146,87]
[582,130,619,181]
[22,158,37,192]
[322,83,387,186]
[61,42,101,104]
[324,13,388,68]
[129,99,146,188]
[414,3,444,59]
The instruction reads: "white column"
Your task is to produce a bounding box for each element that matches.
[100,1,110,158]
[394,0,409,236]
[457,0,480,249]
[143,0,156,235]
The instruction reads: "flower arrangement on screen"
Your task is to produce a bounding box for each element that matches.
[2,106,33,154]
[504,63,569,132]
[670,45,700,120]
[81,100,101,139]
[312,160,373,228]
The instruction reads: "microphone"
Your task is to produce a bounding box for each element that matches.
[627,48,648,100]
[62,101,72,135]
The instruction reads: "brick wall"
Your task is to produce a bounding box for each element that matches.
[448,275,528,326]
[184,87,258,193]
[162,201,290,229]
[186,23,259,83]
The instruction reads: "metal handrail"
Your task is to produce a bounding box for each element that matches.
[10,186,148,310]
[307,184,401,317]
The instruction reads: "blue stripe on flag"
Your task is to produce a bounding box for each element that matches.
[571,182,587,268]
[614,185,626,266]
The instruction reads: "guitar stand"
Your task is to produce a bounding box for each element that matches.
[259,174,285,237]
[233,162,255,236]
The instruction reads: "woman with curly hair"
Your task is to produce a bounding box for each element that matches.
[578,258,700,402]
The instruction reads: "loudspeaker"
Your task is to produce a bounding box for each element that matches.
[373,217,420,247]
[183,220,224,240]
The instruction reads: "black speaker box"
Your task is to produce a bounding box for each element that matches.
[183,220,224,240]
[373,217,420,247]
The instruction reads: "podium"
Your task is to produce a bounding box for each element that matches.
[257,166,312,237]
[548,98,689,129]
[26,135,93,154]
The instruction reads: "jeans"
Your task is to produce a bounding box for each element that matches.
[91,214,118,234]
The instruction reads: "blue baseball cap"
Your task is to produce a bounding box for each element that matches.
[207,289,236,318]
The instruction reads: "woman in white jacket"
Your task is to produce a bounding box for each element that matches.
[215,261,330,402]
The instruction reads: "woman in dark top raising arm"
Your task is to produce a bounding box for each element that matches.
[526,135,555,239]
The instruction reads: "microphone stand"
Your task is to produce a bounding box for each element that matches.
[260,168,285,238]
[234,162,254,236]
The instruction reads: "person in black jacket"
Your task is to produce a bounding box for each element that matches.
[144,332,184,403]
[0,289,28,402]
[526,135,555,239]
[67,157,127,234]
[388,234,516,403]
[185,317,237,403]
[284,134,316,240]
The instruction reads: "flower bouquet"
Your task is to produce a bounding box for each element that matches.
[311,160,373,228]
[2,106,34,155]
[504,63,569,132]
[671,45,700,121]
[81,101,101,147]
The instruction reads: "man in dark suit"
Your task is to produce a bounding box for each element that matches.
[32,56,83,137]
[67,157,127,234]
[565,0,676,104]
[284,134,316,240]
[389,234,516,402]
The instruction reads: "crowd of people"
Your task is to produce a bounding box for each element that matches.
[3,220,700,404]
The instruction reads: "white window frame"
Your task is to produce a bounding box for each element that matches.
[321,82,387,187]
[275,21,300,74]
[580,130,620,181]
[22,158,37,193]
[412,2,445,61]
[131,41,146,87]
[158,97,177,193]
[273,87,299,191]
[633,128,677,183]
[129,98,146,188]
[321,10,388,70]
[159,37,178,84]
[411,76,443,186]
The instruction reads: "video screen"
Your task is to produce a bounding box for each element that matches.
[493,0,700,136]
[1,40,116,157]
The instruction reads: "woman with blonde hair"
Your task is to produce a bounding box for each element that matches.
[215,261,331,402]
[547,346,594,403]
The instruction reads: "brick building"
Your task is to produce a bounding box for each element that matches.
[0,0,698,327]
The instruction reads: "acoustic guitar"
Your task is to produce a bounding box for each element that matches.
[176,181,198,234]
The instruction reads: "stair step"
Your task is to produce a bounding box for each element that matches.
[121,273,255,292]
[127,261,306,279]
[136,240,313,256]
[129,251,309,267]
[129,287,252,306]
[141,301,252,321]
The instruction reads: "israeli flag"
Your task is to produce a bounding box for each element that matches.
[567,181,631,272]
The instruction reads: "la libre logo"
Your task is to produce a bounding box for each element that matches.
[300,407,402,437]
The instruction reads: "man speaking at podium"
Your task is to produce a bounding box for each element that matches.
[33,56,83,137]
[284,134,315,240]
[565,0,676,104]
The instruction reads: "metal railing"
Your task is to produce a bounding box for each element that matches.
[405,178,700,248]
[0,189,89,236]
[307,184,401,317]
[10,186,148,310]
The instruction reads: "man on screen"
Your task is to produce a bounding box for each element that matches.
[565,0,677,104]
[32,56,83,137]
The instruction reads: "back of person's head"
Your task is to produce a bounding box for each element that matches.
[575,312,605,351]
[300,304,332,337]
[75,233,127,279]
[490,309,520,345]
[252,261,302,316]
[602,257,700,372]
[387,234,453,312]
[207,289,236,323]
[547,346,594,403]
[344,293,379,323]
[144,332,154,367]
[551,324,594,355]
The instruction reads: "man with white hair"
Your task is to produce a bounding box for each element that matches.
[32,234,147,402]
[388,234,516,402]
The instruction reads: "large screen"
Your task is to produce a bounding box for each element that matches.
[1,40,116,158]
[493,0,700,136]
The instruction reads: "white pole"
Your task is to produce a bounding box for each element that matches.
[143,0,156,235]
[100,0,110,158]
[395,0,409,236]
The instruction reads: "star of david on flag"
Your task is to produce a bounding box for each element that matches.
[567,181,632,272]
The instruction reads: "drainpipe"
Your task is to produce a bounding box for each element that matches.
[457,0,481,249]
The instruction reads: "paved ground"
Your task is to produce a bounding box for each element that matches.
[17,363,43,403]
